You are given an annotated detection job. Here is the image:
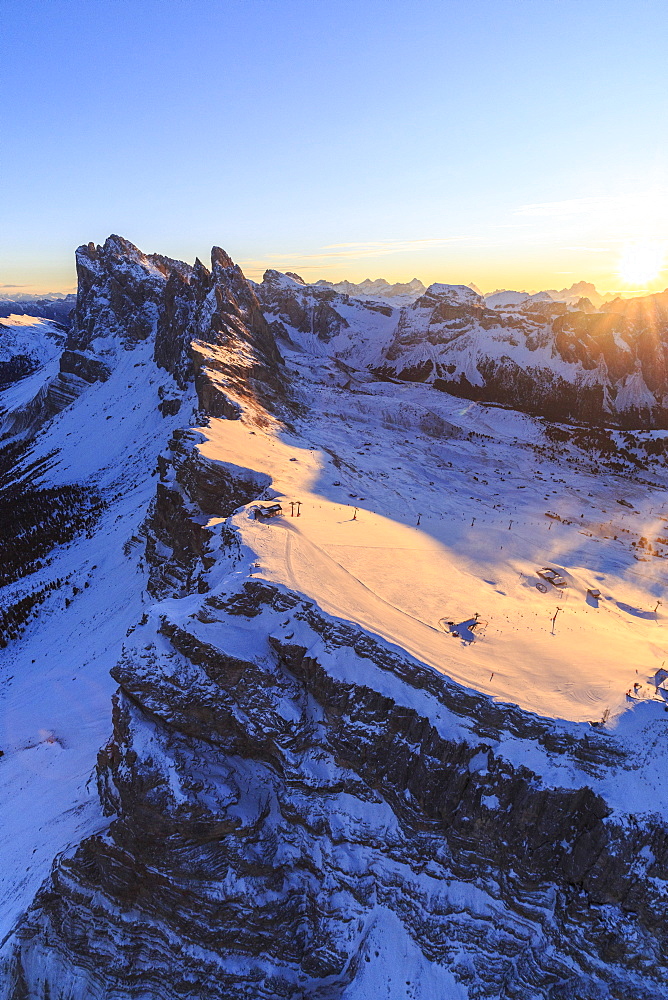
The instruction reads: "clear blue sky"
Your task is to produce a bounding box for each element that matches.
[2,0,667,293]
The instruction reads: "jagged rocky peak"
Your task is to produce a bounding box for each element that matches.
[0,236,288,441]
[184,247,286,421]
[254,266,402,366]
[205,247,280,366]
[261,268,308,290]
[71,235,284,409]
[69,234,280,374]
[255,267,356,348]
[71,234,194,354]
[545,279,614,307]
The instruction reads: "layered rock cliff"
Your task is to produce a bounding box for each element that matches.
[377,284,668,427]
[255,271,668,428]
[5,544,668,998]
[2,236,286,439]
[254,269,399,367]
[2,238,668,999]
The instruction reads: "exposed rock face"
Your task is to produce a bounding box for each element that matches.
[368,285,668,428]
[68,235,284,400]
[256,269,356,345]
[70,235,192,355]
[254,269,397,365]
[2,237,287,439]
[5,240,668,998]
[187,251,286,418]
[255,271,668,427]
[4,571,668,999]
[0,354,36,387]
[143,427,269,599]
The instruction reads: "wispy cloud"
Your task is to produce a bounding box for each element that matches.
[238,232,516,275]
[237,190,668,283]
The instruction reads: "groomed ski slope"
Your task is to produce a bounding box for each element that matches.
[199,349,668,728]
[2,319,668,953]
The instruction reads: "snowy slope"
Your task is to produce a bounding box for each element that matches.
[193,345,668,804]
[0,315,64,366]
[257,271,668,428]
[0,314,65,389]
[0,335,194,942]
[3,237,668,999]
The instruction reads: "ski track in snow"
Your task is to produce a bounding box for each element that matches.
[199,352,668,727]
[198,346,668,816]
[3,318,668,946]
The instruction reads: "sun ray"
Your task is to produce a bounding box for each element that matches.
[617,241,665,287]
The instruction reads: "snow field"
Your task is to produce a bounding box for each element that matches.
[198,359,668,728]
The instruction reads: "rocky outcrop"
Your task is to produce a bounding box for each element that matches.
[3,578,667,999]
[256,269,355,345]
[374,284,668,428]
[1,236,288,439]
[69,235,194,355]
[142,427,269,599]
[254,269,398,368]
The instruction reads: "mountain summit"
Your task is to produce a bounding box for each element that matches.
[1,238,668,999]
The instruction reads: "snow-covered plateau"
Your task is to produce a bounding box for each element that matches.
[1,235,668,998]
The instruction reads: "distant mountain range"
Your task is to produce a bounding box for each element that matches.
[0,294,75,326]
[5,266,667,427]
[257,271,668,427]
[311,278,618,310]
[484,281,617,309]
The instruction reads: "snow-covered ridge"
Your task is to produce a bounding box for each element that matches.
[0,314,64,365]
[254,268,668,427]
[484,289,553,308]
[2,236,668,998]
[0,314,65,393]
[423,282,484,306]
